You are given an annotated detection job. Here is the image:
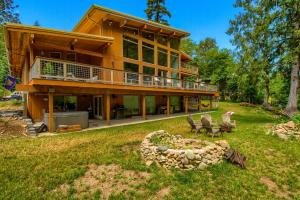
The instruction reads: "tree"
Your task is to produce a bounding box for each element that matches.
[0,0,20,96]
[145,0,171,25]
[180,38,197,58]
[33,20,40,26]
[0,0,20,25]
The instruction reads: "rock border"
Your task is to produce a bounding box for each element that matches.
[140,130,230,170]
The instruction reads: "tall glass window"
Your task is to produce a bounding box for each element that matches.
[123,36,138,60]
[124,62,139,84]
[170,52,179,69]
[158,48,168,67]
[142,42,154,64]
[170,38,180,50]
[143,66,155,75]
[157,35,168,46]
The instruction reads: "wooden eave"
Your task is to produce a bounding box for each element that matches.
[4,23,114,77]
[73,4,190,38]
[180,51,193,61]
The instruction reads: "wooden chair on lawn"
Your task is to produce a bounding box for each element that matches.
[187,115,203,134]
[201,116,223,138]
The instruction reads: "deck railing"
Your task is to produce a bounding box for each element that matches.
[30,57,217,92]
[181,62,199,74]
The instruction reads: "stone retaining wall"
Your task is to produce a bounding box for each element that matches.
[140,130,230,170]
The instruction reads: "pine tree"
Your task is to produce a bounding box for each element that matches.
[33,20,40,26]
[145,0,171,25]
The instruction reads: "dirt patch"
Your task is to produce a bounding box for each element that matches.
[260,176,290,199]
[151,187,170,200]
[0,117,27,137]
[56,164,151,199]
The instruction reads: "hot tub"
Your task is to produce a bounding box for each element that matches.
[44,111,89,130]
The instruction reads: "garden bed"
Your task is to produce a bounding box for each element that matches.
[140,130,229,170]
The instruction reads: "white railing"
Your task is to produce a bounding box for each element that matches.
[30,57,217,92]
[181,62,199,74]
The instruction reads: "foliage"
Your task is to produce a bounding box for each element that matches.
[33,20,40,26]
[144,0,171,25]
[291,112,300,127]
[0,0,20,25]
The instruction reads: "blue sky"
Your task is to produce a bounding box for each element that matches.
[15,0,238,49]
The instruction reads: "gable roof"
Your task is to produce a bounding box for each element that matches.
[73,4,190,37]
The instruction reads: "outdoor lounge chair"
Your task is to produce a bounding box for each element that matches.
[187,115,203,133]
[201,114,218,126]
[201,116,223,138]
[222,113,236,128]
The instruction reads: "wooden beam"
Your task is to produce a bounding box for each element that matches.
[106,94,111,125]
[142,95,146,120]
[30,33,35,44]
[48,92,54,132]
[33,41,104,58]
[120,19,127,27]
[166,95,170,116]
[185,96,188,114]
[23,93,28,117]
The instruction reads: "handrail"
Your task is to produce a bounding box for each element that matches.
[31,57,217,92]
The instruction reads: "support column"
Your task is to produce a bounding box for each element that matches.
[23,93,28,117]
[48,92,54,132]
[185,96,188,114]
[142,95,147,120]
[198,96,202,111]
[210,96,213,110]
[166,95,170,116]
[106,94,111,125]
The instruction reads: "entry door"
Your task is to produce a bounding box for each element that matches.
[93,96,103,119]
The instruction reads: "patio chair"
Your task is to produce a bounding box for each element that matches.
[201,114,218,127]
[187,115,203,133]
[201,116,223,138]
[222,113,236,128]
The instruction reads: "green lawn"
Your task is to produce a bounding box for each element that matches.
[0,102,299,199]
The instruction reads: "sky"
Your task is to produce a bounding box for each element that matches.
[15,0,238,49]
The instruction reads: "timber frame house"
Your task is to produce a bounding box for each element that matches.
[4,5,219,132]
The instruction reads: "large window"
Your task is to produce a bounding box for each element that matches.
[170,52,179,69]
[123,36,138,60]
[142,42,154,64]
[124,62,139,84]
[142,31,154,41]
[171,72,179,79]
[170,38,180,50]
[146,96,156,114]
[143,66,155,75]
[157,35,168,46]
[54,96,77,112]
[123,95,140,116]
[158,48,168,67]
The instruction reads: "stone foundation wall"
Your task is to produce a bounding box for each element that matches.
[140,130,230,170]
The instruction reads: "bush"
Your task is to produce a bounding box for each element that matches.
[291,113,300,126]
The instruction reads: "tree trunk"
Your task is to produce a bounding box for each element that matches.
[263,77,271,109]
[285,55,300,116]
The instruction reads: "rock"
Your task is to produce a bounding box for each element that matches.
[277,133,289,140]
[185,150,195,160]
[181,157,189,165]
[285,121,296,129]
[157,146,168,152]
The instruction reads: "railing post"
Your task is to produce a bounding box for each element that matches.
[63,62,67,80]
[110,70,113,83]
[124,72,127,84]
[90,67,93,81]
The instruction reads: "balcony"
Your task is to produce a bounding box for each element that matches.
[30,57,217,92]
[181,62,199,74]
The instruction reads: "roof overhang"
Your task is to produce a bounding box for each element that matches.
[73,4,190,38]
[4,23,114,77]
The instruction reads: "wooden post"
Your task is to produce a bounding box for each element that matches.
[142,95,147,120]
[48,92,54,132]
[166,95,170,116]
[198,96,202,111]
[185,96,188,114]
[23,93,28,117]
[106,94,111,125]
[210,96,213,110]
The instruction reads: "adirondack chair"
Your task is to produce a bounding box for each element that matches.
[201,116,223,138]
[222,113,236,128]
[201,114,218,127]
[187,115,203,133]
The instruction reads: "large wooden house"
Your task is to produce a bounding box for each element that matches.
[4,5,218,132]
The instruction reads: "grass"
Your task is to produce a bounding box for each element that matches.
[0,102,299,199]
